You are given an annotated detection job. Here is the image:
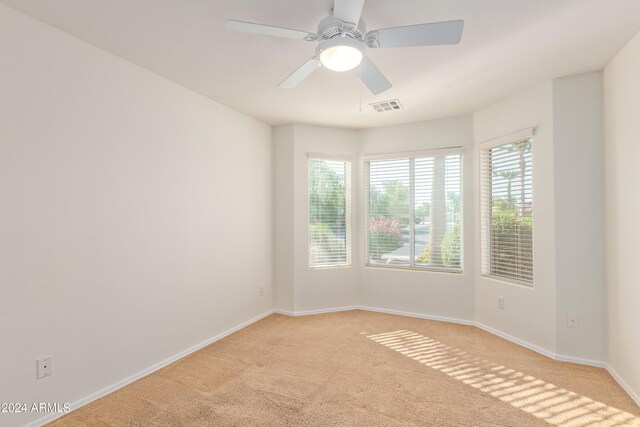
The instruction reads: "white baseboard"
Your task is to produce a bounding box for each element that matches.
[473,324,606,369]
[274,306,356,316]
[474,321,558,360]
[357,307,608,369]
[27,309,276,427]
[355,305,476,326]
[279,305,606,369]
[474,322,607,368]
[607,365,640,407]
[555,354,607,368]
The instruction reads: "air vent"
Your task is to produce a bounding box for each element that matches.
[371,99,403,112]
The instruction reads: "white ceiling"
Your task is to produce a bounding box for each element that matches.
[4,0,640,129]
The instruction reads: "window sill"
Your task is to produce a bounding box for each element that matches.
[480,274,534,288]
[308,264,352,271]
[365,263,463,274]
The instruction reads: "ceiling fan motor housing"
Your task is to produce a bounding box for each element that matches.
[315,15,368,72]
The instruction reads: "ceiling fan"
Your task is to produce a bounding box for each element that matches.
[226,0,464,95]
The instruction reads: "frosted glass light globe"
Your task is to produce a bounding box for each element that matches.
[317,37,365,72]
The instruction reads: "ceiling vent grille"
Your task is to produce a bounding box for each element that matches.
[371,99,403,112]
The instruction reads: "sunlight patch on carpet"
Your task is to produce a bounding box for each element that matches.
[367,330,640,427]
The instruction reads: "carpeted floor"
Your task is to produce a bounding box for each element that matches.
[48,310,640,426]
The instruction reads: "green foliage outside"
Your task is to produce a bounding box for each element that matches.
[415,202,430,224]
[368,180,410,261]
[441,222,461,268]
[417,243,430,264]
[488,139,533,281]
[309,223,345,252]
[308,161,347,265]
[417,222,461,268]
[369,181,410,228]
[308,161,345,227]
[369,175,462,268]
[490,199,533,280]
[368,217,403,260]
[447,192,461,223]
[310,160,465,268]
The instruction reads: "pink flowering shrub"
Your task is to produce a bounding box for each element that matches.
[369,216,403,260]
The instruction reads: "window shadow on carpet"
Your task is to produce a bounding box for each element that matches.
[367,330,640,427]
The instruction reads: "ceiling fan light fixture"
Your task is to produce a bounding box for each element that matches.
[317,37,365,72]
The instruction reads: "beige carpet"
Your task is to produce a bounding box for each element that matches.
[48,310,640,426]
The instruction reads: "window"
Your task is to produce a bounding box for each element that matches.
[308,157,351,268]
[365,149,463,271]
[480,132,533,285]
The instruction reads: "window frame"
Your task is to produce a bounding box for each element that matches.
[479,128,534,287]
[307,153,353,270]
[363,147,464,273]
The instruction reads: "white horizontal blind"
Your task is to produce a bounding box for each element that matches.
[480,138,533,284]
[367,159,411,267]
[414,155,462,270]
[308,159,351,268]
[366,150,462,271]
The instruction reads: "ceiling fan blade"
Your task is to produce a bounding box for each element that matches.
[333,0,365,24]
[278,57,320,88]
[368,20,464,48]
[356,57,392,95]
[226,20,317,41]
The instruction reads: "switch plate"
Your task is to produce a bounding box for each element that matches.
[497,296,505,310]
[37,356,52,379]
[567,313,579,328]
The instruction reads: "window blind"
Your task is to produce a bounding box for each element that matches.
[366,150,462,271]
[480,138,533,284]
[368,159,411,267]
[308,159,351,268]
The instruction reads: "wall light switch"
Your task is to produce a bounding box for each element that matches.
[497,296,505,310]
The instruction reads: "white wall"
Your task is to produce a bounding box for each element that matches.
[358,116,476,321]
[0,5,272,426]
[473,74,607,364]
[473,82,558,353]
[272,125,295,312]
[553,72,605,363]
[272,124,359,312]
[604,29,640,402]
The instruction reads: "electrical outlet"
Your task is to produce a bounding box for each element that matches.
[259,286,264,297]
[497,296,505,310]
[567,313,579,328]
[37,356,52,379]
